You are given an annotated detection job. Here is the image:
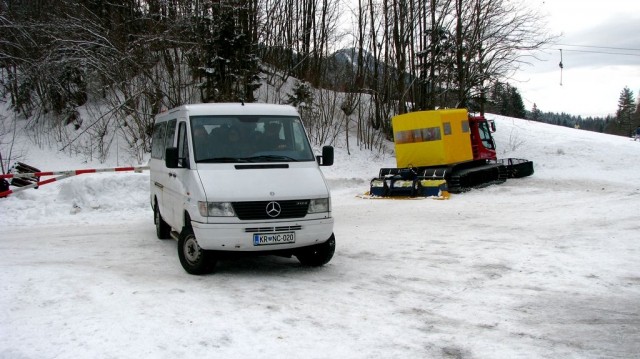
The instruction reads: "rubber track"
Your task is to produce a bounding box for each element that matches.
[447,162,507,193]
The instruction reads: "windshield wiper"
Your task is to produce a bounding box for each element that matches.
[197,157,250,163]
[242,155,298,162]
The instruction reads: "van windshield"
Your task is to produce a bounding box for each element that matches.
[190,115,316,163]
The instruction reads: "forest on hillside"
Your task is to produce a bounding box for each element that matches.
[526,86,640,136]
[1,0,635,168]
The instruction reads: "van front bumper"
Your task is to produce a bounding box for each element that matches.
[190,218,334,251]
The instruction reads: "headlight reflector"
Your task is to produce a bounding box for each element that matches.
[198,201,235,217]
[308,198,330,213]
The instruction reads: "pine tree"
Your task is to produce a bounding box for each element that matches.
[633,92,640,129]
[509,87,526,119]
[199,3,261,103]
[616,86,636,136]
[484,81,526,119]
[285,81,314,108]
[530,103,541,121]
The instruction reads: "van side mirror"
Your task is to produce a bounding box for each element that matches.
[489,120,496,132]
[317,146,334,166]
[165,147,179,168]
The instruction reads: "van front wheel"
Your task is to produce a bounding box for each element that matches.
[296,234,335,267]
[178,228,216,274]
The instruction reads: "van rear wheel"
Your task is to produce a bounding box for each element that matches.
[178,228,216,274]
[296,234,335,267]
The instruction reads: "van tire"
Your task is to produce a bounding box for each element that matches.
[296,234,335,267]
[178,227,216,275]
[154,203,171,240]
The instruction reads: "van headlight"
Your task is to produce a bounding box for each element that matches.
[198,201,235,217]
[308,198,330,213]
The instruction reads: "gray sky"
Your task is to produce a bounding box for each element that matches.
[514,0,640,117]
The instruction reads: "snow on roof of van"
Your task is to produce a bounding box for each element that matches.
[167,103,299,117]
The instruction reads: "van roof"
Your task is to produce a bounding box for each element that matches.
[157,103,299,120]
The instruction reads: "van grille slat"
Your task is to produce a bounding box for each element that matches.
[233,200,309,220]
[244,225,303,233]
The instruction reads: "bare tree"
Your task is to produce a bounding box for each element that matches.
[0,0,555,162]
[464,0,554,113]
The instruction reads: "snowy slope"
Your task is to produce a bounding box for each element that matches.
[1,116,640,358]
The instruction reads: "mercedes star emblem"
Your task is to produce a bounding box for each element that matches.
[266,201,282,218]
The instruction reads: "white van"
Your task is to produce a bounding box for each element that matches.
[149,103,335,274]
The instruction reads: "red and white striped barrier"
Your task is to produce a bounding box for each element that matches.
[0,173,75,197]
[0,165,149,179]
[0,165,149,198]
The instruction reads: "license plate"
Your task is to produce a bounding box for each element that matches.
[253,232,295,246]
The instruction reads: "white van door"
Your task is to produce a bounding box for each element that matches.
[154,119,177,221]
[164,120,191,230]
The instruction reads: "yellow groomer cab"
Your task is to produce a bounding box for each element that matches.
[392,109,472,168]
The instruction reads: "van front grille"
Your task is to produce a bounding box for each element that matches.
[232,200,309,220]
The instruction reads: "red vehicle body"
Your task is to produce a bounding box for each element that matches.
[469,115,498,161]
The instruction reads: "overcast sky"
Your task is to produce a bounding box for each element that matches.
[513,0,640,117]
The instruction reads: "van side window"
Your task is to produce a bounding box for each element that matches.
[151,119,177,159]
[177,121,189,167]
[151,122,166,159]
[165,119,177,149]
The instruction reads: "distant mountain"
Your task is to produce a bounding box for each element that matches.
[325,47,403,91]
[328,47,378,72]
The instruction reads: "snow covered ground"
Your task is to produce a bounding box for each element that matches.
[1,115,640,358]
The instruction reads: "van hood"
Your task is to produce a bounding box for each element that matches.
[195,163,330,202]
